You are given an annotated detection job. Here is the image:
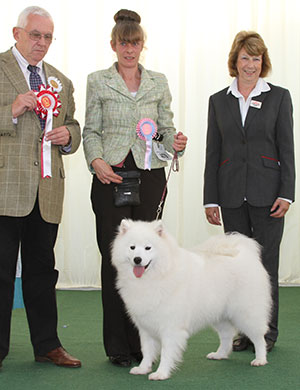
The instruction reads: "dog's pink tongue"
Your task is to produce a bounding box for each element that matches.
[133,266,145,278]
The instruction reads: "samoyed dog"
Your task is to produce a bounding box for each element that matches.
[111,219,271,381]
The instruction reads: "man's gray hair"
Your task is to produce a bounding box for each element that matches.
[16,6,53,28]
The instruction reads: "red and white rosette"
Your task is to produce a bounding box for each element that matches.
[34,85,61,178]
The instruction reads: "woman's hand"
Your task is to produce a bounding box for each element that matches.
[91,158,123,184]
[172,131,188,152]
[270,198,290,218]
[205,207,222,226]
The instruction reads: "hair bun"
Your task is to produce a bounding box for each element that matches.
[114,9,141,24]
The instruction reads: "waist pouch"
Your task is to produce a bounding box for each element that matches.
[113,171,141,207]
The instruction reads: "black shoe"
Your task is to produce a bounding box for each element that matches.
[0,360,2,368]
[266,339,275,352]
[232,336,253,352]
[131,352,143,363]
[109,355,132,367]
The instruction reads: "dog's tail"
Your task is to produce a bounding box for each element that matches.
[195,232,261,259]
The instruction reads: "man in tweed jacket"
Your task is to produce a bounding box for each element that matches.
[0,6,81,369]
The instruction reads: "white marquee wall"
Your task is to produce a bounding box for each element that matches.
[1,0,299,287]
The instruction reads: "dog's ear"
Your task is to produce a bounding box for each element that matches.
[153,220,164,237]
[119,219,132,234]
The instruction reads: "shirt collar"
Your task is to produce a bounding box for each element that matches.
[227,77,271,98]
[12,45,43,71]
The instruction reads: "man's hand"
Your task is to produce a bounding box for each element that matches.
[46,126,70,146]
[12,91,37,118]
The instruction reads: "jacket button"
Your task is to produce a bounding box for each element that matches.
[34,161,39,166]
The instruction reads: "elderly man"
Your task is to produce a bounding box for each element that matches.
[0,6,81,368]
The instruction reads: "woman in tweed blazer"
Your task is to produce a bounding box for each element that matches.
[83,9,187,367]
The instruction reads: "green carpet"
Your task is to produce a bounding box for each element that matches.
[1,287,299,389]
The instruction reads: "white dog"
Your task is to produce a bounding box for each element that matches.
[111,219,271,381]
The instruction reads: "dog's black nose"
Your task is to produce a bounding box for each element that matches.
[134,257,142,265]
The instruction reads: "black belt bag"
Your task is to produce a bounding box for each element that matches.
[113,171,141,207]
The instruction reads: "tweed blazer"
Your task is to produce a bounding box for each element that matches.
[0,49,81,223]
[83,63,176,171]
[204,83,295,208]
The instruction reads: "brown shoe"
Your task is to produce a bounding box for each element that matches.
[35,347,81,368]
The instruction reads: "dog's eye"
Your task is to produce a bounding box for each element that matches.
[145,246,151,251]
[130,246,135,250]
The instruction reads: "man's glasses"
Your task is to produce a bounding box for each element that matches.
[19,28,54,43]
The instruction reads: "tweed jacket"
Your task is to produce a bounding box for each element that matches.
[83,63,176,171]
[0,49,81,224]
[204,83,295,208]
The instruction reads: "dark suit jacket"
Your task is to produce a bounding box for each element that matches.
[0,49,81,223]
[204,83,295,208]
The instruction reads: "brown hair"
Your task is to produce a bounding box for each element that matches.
[228,31,272,78]
[111,9,145,45]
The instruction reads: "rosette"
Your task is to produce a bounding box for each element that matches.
[34,85,61,178]
[47,76,63,92]
[136,118,157,170]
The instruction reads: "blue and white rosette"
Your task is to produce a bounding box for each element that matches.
[136,118,157,170]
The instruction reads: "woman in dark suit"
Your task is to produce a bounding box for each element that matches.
[203,31,295,353]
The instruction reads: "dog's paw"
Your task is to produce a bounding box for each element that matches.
[148,370,170,381]
[251,358,268,367]
[206,352,227,360]
[130,365,152,375]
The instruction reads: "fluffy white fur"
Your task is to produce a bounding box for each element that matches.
[111,219,272,381]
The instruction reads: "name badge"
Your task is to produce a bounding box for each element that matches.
[250,100,262,109]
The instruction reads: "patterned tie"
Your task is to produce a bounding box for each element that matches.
[27,65,45,130]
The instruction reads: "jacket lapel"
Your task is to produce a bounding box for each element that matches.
[135,65,155,101]
[226,93,244,134]
[226,88,270,134]
[104,63,135,100]
[1,49,42,129]
[244,93,268,130]
[43,62,66,130]
[103,63,155,101]
[1,49,29,95]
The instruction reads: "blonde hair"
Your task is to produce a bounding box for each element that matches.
[228,31,272,78]
[111,9,145,45]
